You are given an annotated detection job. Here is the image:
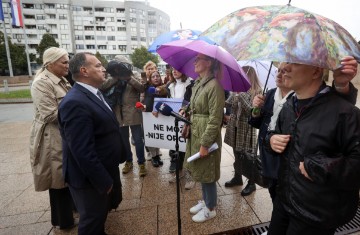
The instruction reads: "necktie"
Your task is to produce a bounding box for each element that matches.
[97,90,112,110]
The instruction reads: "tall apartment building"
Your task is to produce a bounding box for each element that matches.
[0,0,170,60]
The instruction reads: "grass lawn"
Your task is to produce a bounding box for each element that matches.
[0,89,31,99]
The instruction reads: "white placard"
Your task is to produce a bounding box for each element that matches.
[142,112,187,152]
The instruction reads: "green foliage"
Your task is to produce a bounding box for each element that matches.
[0,32,28,75]
[95,51,108,67]
[0,89,31,99]
[130,46,159,70]
[36,33,60,64]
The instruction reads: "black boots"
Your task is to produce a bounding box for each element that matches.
[241,182,256,196]
[151,155,163,167]
[224,177,243,187]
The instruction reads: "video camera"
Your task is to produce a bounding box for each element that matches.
[106,60,133,78]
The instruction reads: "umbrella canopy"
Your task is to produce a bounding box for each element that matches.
[148,29,214,53]
[201,5,360,70]
[238,60,277,90]
[156,39,250,92]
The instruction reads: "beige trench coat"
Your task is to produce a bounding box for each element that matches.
[29,69,71,191]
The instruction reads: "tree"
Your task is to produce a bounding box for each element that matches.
[95,51,108,67]
[130,46,159,70]
[0,32,28,75]
[36,33,59,64]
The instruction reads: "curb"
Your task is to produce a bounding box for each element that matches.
[0,98,32,104]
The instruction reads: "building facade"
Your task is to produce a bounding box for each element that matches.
[0,0,170,60]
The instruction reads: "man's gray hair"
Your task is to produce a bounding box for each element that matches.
[69,52,94,81]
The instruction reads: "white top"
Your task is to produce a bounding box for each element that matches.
[77,82,112,110]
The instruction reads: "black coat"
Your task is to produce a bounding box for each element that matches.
[266,85,360,229]
[248,88,282,179]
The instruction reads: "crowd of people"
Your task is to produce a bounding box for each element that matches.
[29,45,359,234]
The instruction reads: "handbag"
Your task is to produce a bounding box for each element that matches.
[241,126,270,188]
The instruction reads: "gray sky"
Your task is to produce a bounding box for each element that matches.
[147,0,359,41]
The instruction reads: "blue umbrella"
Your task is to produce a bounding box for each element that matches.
[148,29,215,53]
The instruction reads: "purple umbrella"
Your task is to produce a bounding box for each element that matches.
[156,39,250,92]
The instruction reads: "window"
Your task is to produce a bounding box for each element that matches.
[59,14,67,20]
[37,25,46,30]
[140,37,146,42]
[45,4,55,9]
[117,36,126,41]
[50,34,58,39]
[13,34,23,39]
[48,24,57,29]
[129,8,136,13]
[117,27,126,31]
[76,44,84,49]
[27,34,37,39]
[131,36,137,41]
[111,45,116,50]
[107,36,115,41]
[107,26,115,31]
[24,14,35,19]
[62,44,70,49]
[98,45,107,50]
[75,44,85,49]
[75,35,83,40]
[47,14,56,19]
[72,6,82,11]
[86,45,95,49]
[95,8,104,12]
[107,17,114,22]
[130,18,136,23]
[57,4,68,9]
[74,25,82,30]
[116,8,125,13]
[95,17,105,22]
[36,15,45,20]
[85,35,95,40]
[84,26,94,31]
[131,27,136,32]
[96,26,105,31]
[118,45,126,52]
[60,24,68,30]
[61,34,69,40]
[25,25,36,29]
[131,45,138,51]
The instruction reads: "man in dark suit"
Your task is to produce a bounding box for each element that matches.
[58,52,125,235]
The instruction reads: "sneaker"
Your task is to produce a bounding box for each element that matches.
[189,200,205,214]
[151,157,159,167]
[168,172,184,183]
[184,170,195,190]
[139,164,147,177]
[261,232,268,235]
[192,207,216,223]
[122,161,133,174]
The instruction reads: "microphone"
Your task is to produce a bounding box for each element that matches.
[147,86,156,94]
[155,102,192,125]
[135,102,145,110]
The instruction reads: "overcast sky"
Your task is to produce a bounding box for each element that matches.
[146,0,360,41]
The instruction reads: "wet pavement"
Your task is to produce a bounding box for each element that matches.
[0,84,359,234]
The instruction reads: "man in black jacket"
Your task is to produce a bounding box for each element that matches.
[266,56,360,235]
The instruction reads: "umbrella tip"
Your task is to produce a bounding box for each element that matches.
[287,0,291,6]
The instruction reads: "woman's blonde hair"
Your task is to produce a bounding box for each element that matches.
[35,47,68,77]
[143,60,157,71]
[242,66,262,99]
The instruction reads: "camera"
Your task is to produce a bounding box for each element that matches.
[106,60,133,78]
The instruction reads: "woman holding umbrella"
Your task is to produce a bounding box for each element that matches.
[182,54,225,223]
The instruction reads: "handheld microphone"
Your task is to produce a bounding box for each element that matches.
[147,86,156,94]
[155,102,191,125]
[135,102,145,109]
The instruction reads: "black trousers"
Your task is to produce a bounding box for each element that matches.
[268,197,336,235]
[49,187,74,228]
[69,185,109,235]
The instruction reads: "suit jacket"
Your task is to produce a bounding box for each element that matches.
[58,83,125,195]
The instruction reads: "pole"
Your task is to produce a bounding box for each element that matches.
[174,119,182,235]
[1,20,13,77]
[19,0,31,76]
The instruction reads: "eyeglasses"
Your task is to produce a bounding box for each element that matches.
[194,57,210,63]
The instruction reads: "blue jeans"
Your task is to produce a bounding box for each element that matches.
[201,182,217,209]
[119,125,145,164]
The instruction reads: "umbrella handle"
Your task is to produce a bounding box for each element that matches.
[262,61,273,95]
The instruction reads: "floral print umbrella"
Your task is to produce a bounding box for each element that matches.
[201,5,360,70]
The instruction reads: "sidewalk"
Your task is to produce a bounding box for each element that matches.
[0,121,273,234]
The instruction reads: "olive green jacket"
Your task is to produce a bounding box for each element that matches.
[184,76,225,183]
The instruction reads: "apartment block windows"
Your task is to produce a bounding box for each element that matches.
[98,45,107,50]
[118,45,126,52]
[47,14,56,19]
[107,36,115,41]
[59,14,67,20]
[117,27,126,31]
[85,35,95,40]
[60,24,68,30]
[84,26,94,31]
[76,44,84,49]
[86,45,95,49]
[61,34,69,40]
[36,15,45,20]
[131,36,137,41]
[75,35,84,40]
[116,8,125,13]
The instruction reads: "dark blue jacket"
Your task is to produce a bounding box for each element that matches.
[59,83,125,194]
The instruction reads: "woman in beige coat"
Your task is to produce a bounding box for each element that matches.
[29,47,75,229]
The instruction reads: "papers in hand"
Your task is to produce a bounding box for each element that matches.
[187,142,219,163]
